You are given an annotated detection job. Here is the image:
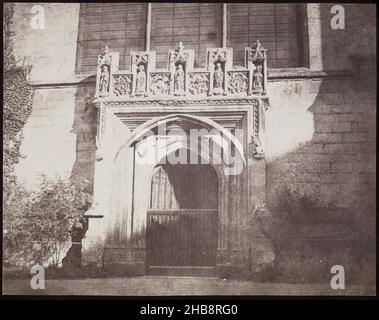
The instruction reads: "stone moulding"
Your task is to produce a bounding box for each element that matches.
[94,97,265,108]
[93,96,268,161]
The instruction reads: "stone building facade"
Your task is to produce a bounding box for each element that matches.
[11,3,375,281]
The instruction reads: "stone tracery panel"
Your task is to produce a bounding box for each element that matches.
[227,71,249,95]
[149,72,171,96]
[113,74,133,97]
[188,72,210,97]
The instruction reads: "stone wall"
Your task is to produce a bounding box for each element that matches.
[11,3,85,188]
[11,3,80,84]
[264,3,376,283]
[265,3,376,231]
[266,77,375,211]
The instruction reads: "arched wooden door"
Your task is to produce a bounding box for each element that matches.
[146,164,219,276]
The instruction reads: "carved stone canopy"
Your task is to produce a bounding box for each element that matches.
[249,40,266,63]
[94,41,269,100]
[93,42,269,160]
[169,41,194,68]
[245,40,268,95]
[95,45,119,98]
[133,53,149,65]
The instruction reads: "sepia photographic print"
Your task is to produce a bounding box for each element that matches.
[2,2,376,300]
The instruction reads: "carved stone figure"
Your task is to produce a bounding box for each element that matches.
[99,65,110,94]
[135,64,146,95]
[253,64,263,92]
[174,64,185,95]
[253,136,264,158]
[213,62,224,95]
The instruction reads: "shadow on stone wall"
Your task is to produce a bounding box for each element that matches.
[62,77,97,272]
[262,59,375,286]
[254,5,376,287]
[70,77,97,193]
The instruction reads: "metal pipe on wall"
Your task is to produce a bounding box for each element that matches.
[222,3,227,48]
[146,3,152,51]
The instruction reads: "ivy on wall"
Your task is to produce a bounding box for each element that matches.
[2,5,93,273]
[3,3,34,195]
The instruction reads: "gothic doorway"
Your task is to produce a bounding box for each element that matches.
[146,162,219,276]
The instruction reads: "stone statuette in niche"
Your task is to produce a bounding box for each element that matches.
[174,64,185,96]
[99,65,110,94]
[169,41,195,96]
[252,64,263,93]
[95,45,120,98]
[246,39,267,95]
[135,64,147,96]
[213,62,224,95]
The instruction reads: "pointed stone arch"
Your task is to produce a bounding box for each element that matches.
[114,113,246,175]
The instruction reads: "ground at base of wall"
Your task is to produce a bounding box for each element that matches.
[3,276,375,296]
[4,260,373,286]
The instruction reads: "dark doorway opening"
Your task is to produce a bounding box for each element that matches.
[146,164,219,276]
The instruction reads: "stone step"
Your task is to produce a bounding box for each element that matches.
[148,266,216,277]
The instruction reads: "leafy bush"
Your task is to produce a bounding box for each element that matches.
[4,176,91,270]
[3,3,35,269]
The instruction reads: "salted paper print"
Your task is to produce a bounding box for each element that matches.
[3,3,376,296]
